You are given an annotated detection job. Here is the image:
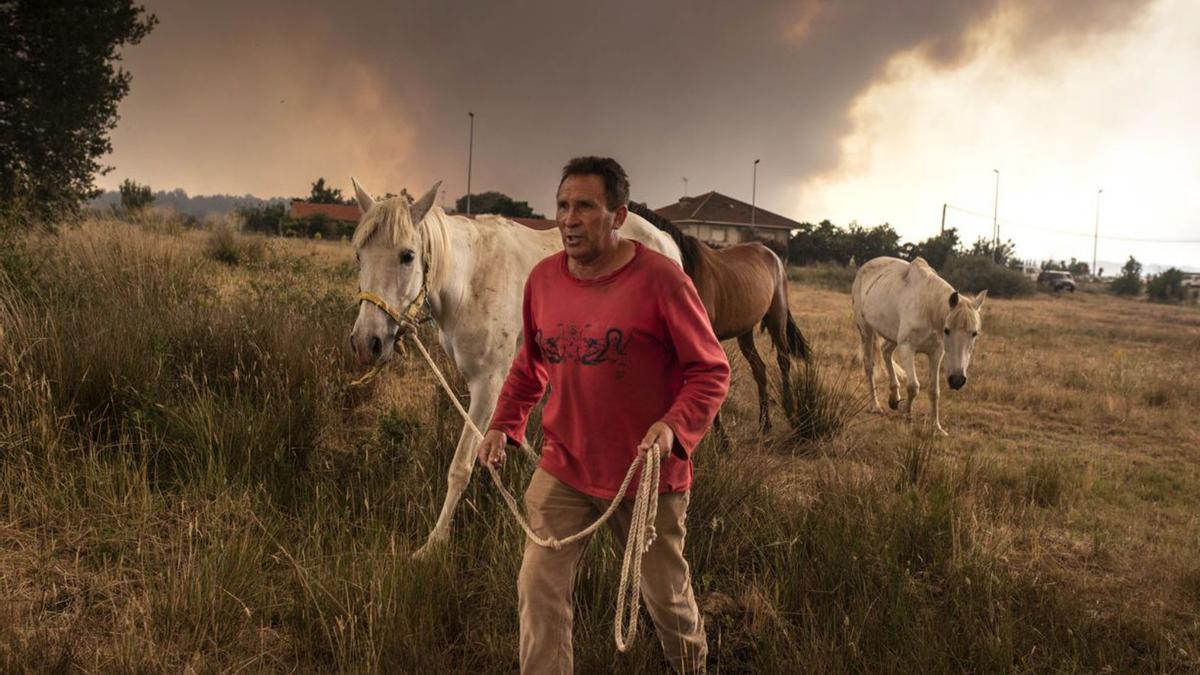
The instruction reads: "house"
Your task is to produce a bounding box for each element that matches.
[287,201,362,224]
[654,191,798,247]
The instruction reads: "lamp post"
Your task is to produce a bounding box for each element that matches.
[1092,188,1103,280]
[751,159,760,227]
[466,112,475,215]
[992,168,1000,262]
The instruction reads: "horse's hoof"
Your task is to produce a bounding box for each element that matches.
[933,426,949,437]
[888,398,902,411]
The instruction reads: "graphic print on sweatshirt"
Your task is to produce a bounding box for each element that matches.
[535,323,630,375]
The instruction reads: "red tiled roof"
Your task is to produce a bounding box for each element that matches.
[654,191,799,231]
[288,201,362,222]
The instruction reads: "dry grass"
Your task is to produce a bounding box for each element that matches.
[2,219,1199,672]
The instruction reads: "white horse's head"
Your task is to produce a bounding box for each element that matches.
[942,289,987,390]
[348,177,445,366]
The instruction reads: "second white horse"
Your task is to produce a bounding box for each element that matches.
[852,256,987,435]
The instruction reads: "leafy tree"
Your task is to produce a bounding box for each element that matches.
[454,191,542,218]
[901,228,962,270]
[787,220,901,266]
[1146,268,1186,303]
[119,178,154,212]
[237,202,286,235]
[308,178,350,205]
[1111,256,1143,296]
[968,237,1017,267]
[0,1,157,225]
[1067,258,1090,277]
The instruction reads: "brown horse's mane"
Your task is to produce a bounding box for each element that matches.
[628,201,702,278]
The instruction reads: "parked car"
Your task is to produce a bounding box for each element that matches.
[1037,270,1077,292]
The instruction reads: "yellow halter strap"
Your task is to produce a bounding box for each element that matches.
[356,281,432,330]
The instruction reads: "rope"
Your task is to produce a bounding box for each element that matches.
[407,332,661,652]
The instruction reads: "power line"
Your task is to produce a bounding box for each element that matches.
[943,204,1200,244]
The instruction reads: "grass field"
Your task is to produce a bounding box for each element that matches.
[2,219,1198,672]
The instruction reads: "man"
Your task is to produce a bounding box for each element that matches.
[477,156,730,673]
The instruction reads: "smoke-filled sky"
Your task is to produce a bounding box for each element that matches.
[101,0,1200,268]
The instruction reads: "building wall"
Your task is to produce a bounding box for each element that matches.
[680,222,789,246]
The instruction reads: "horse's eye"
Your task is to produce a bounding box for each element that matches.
[400,250,415,264]
[943,328,950,336]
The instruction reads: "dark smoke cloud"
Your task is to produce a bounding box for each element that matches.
[108,0,1153,215]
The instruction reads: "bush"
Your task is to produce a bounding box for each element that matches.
[1111,256,1143,296]
[237,203,285,235]
[205,224,265,266]
[941,255,1035,298]
[1146,268,1186,303]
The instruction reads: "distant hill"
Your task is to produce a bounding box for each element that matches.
[89,188,288,218]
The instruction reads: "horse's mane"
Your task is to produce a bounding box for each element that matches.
[352,199,453,291]
[628,201,701,278]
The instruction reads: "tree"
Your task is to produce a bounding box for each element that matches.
[1,2,157,225]
[454,191,542,218]
[237,202,286,235]
[1146,268,1186,303]
[968,237,1017,267]
[1111,256,1143,296]
[901,228,962,270]
[119,178,154,212]
[308,178,350,205]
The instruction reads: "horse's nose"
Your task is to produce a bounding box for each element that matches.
[369,335,383,360]
[948,373,967,390]
[348,333,356,354]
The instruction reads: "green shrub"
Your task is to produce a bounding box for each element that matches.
[1111,256,1143,296]
[1146,268,1186,303]
[941,255,1035,298]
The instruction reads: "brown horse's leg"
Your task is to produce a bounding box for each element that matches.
[737,332,771,432]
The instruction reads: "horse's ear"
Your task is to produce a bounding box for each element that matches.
[972,290,988,311]
[351,176,375,213]
[949,291,960,309]
[410,181,442,225]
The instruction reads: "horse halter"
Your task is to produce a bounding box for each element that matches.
[356,279,433,332]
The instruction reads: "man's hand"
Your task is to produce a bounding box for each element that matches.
[638,421,675,458]
[477,429,508,468]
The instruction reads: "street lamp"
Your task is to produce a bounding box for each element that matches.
[751,159,761,227]
[1093,188,1103,280]
[466,112,475,216]
[992,168,1000,262]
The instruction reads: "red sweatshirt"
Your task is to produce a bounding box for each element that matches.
[488,241,730,499]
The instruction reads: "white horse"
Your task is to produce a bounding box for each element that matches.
[851,256,987,435]
[347,179,681,556]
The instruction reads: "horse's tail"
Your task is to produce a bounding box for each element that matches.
[784,310,811,362]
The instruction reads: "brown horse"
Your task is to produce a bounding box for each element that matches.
[629,202,810,432]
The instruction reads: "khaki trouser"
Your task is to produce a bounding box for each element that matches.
[517,468,708,674]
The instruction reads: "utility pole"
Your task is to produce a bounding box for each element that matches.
[682,176,688,197]
[466,112,475,216]
[940,202,947,235]
[1093,188,1103,280]
[751,159,760,227]
[992,169,1000,262]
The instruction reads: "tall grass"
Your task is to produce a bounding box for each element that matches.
[1,221,1196,671]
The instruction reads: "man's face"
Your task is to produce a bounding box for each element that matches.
[556,174,626,265]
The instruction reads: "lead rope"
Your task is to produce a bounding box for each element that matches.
[405,333,660,652]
